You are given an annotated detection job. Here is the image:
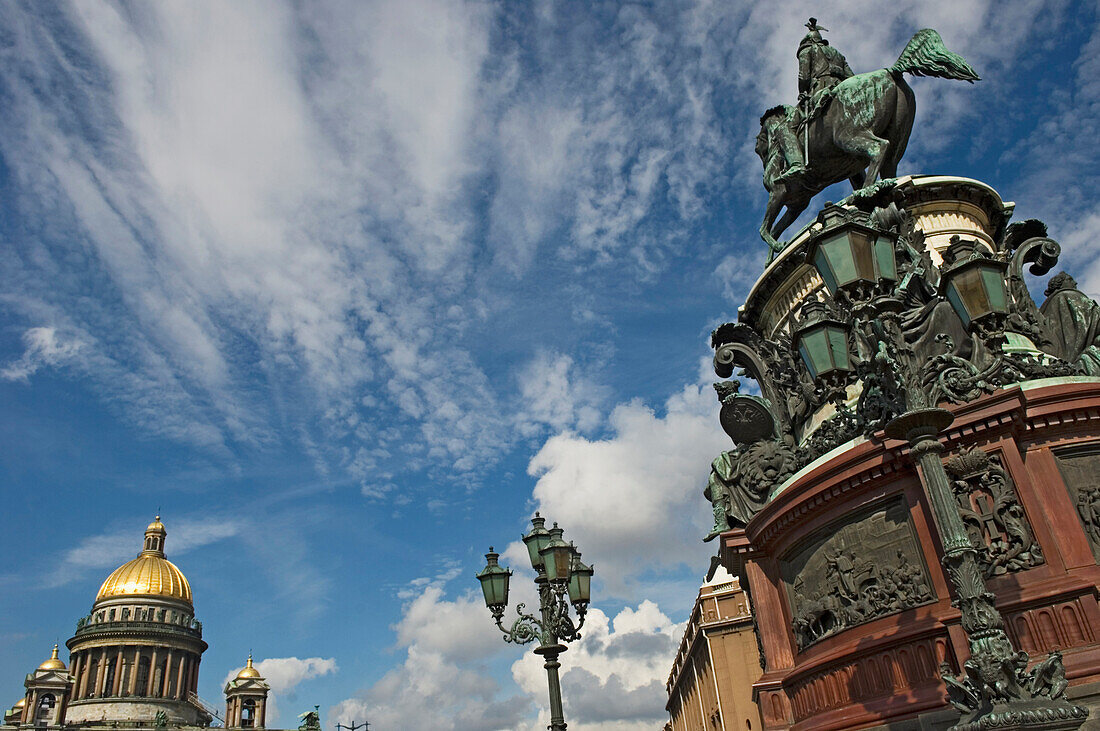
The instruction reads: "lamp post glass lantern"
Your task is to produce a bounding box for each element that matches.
[942,256,1009,329]
[806,207,897,298]
[794,305,851,381]
[475,547,511,609]
[476,515,593,731]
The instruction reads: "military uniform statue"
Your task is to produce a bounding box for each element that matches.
[797,18,854,114]
[761,19,854,187]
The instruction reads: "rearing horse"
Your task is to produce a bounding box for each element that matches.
[758,29,979,261]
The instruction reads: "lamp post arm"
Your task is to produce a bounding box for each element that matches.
[496,603,548,646]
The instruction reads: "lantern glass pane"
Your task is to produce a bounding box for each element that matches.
[568,571,591,604]
[813,245,839,295]
[874,236,897,281]
[820,232,857,287]
[981,267,1008,314]
[524,536,546,569]
[491,572,509,605]
[826,326,851,372]
[797,331,823,380]
[849,230,876,282]
[947,267,987,326]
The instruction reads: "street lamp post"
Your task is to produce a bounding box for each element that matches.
[476,514,593,731]
[799,211,1088,730]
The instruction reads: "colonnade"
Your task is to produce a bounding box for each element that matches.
[67,646,201,701]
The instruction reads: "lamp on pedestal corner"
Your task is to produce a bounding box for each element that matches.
[805,205,897,303]
[940,236,1009,331]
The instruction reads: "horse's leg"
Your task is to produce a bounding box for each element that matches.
[760,194,784,263]
[881,80,916,179]
[771,197,809,243]
[834,128,891,184]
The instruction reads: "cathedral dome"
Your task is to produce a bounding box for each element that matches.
[95,516,192,604]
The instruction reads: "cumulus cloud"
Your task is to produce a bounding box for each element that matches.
[508,602,683,731]
[516,352,607,436]
[223,656,337,727]
[527,383,730,598]
[328,574,531,731]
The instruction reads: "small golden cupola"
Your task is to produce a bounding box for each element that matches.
[225,653,270,729]
[37,644,66,671]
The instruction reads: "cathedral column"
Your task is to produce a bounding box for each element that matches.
[128,648,139,695]
[112,647,124,696]
[258,698,266,728]
[175,655,186,700]
[77,652,90,699]
[191,656,201,695]
[70,652,83,700]
[162,649,173,698]
[146,648,158,697]
[95,648,108,696]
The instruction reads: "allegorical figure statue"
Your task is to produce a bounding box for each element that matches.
[1039,272,1100,375]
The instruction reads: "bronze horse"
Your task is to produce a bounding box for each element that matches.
[757,29,979,261]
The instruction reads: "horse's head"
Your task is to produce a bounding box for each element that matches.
[756,105,787,163]
[755,126,769,162]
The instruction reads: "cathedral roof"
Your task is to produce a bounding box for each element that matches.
[96,517,193,604]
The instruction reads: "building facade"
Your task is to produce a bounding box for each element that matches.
[667,566,764,731]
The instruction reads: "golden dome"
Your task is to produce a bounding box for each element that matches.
[236,654,261,679]
[95,517,192,604]
[97,556,192,603]
[38,644,65,671]
[15,699,25,708]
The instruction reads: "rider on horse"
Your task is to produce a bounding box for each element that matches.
[762,19,854,187]
[798,18,854,116]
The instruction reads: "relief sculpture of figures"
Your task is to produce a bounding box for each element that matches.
[757,21,979,260]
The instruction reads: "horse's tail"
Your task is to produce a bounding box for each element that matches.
[890,29,980,82]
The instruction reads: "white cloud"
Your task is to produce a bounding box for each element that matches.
[1,327,87,381]
[223,656,337,727]
[516,352,607,437]
[44,517,240,588]
[328,574,530,731]
[511,602,683,731]
[527,383,730,598]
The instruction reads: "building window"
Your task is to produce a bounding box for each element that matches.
[242,699,256,728]
[136,657,150,695]
[36,694,55,721]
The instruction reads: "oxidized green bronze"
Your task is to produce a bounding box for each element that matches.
[476,516,592,731]
[757,22,979,261]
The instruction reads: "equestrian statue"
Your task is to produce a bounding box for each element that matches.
[757,19,980,262]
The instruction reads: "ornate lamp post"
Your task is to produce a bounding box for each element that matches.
[798,212,1087,730]
[476,514,593,731]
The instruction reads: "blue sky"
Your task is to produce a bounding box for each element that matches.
[1,1,1099,729]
